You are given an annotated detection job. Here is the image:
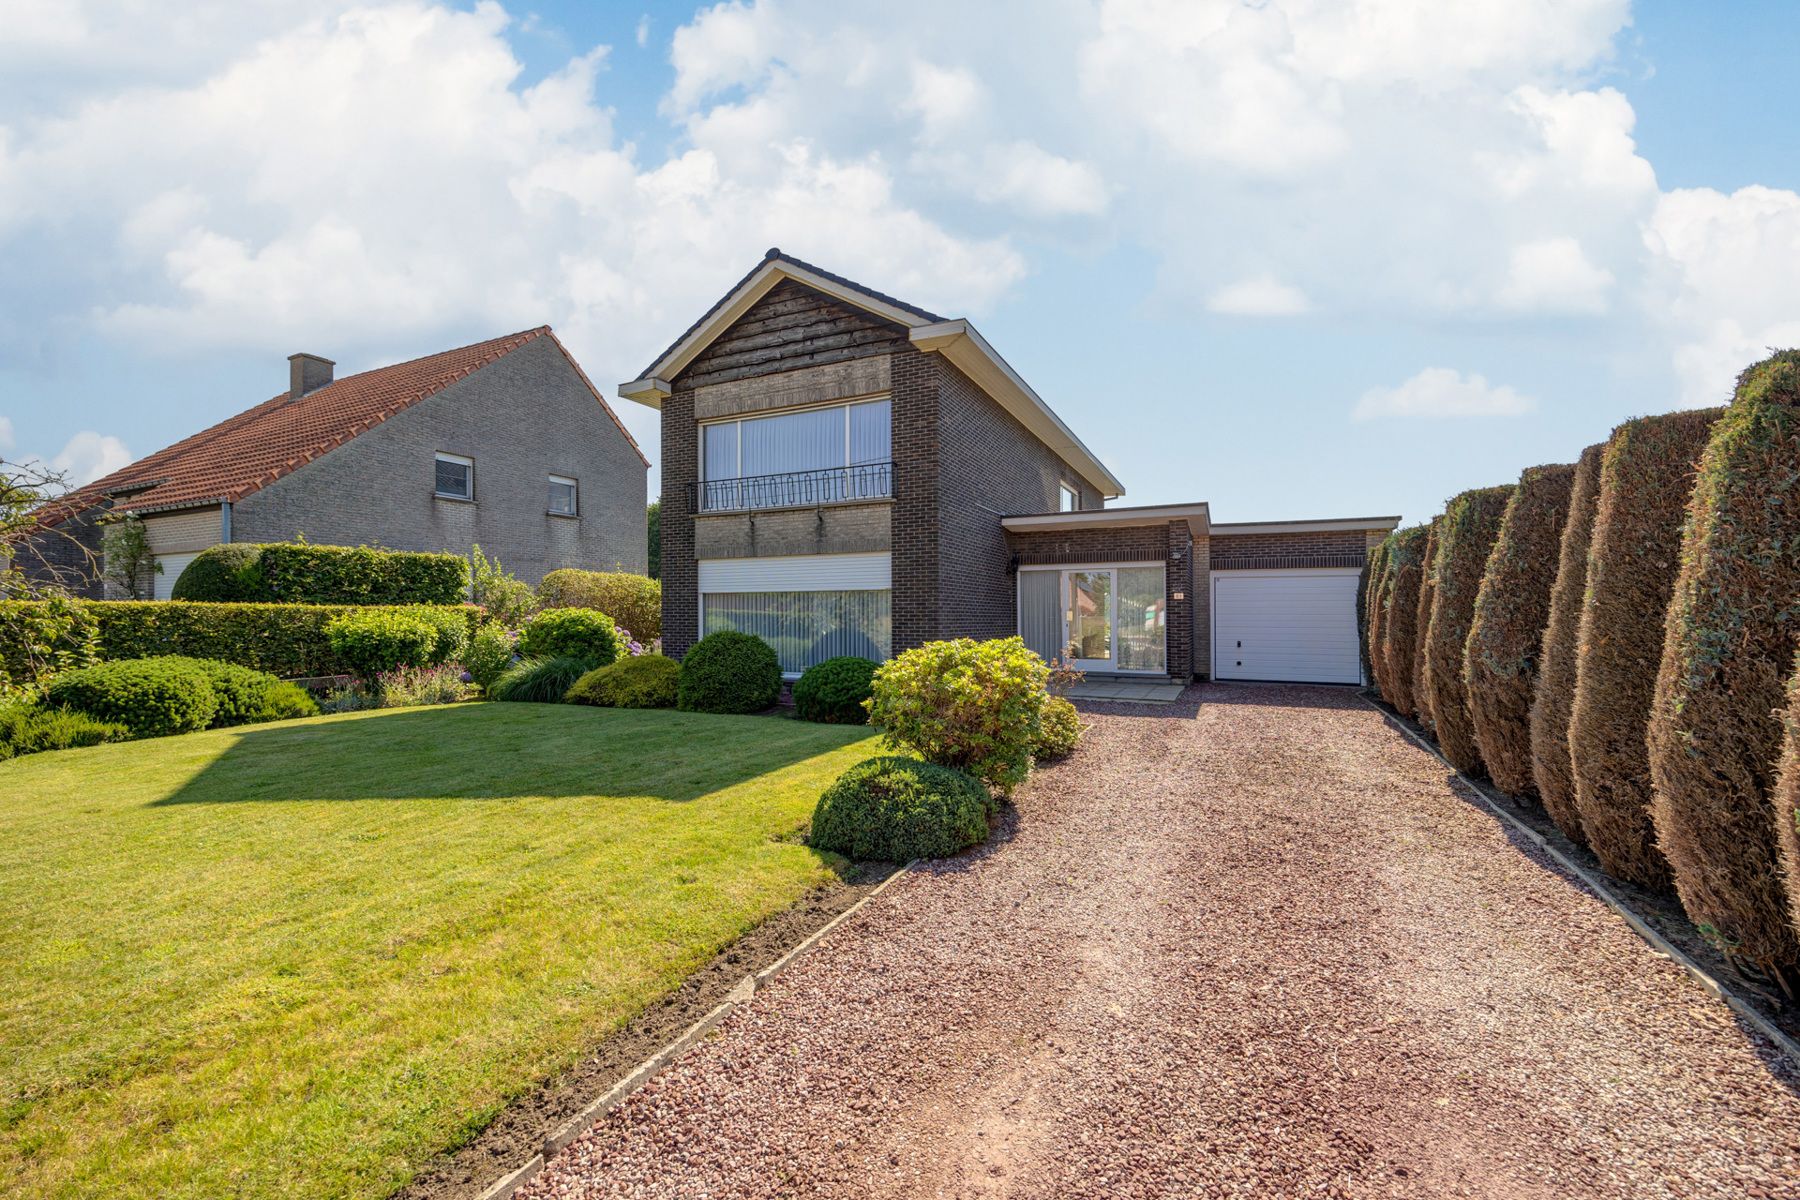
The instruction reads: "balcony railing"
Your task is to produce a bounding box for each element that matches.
[689,462,894,513]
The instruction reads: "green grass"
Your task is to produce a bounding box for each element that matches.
[0,703,877,1199]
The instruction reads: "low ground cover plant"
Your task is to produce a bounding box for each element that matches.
[677,630,782,714]
[1465,463,1575,797]
[809,755,991,862]
[1033,695,1082,761]
[517,607,622,667]
[536,569,662,640]
[1422,485,1515,776]
[565,655,679,708]
[866,636,1048,795]
[490,655,593,703]
[373,664,471,708]
[792,656,877,724]
[0,703,129,760]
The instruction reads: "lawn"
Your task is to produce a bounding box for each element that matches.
[0,703,878,1199]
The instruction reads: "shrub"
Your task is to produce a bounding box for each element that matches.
[867,637,1048,796]
[1774,651,1800,943]
[1648,352,1800,988]
[463,622,517,692]
[1529,442,1606,843]
[793,656,877,724]
[517,607,622,667]
[325,610,440,680]
[808,756,991,862]
[406,605,471,664]
[1409,521,1442,731]
[565,655,680,708]
[1569,410,1721,888]
[0,703,130,760]
[0,595,98,697]
[1464,463,1576,797]
[185,658,293,727]
[171,544,264,601]
[374,663,470,708]
[261,681,321,721]
[677,630,782,715]
[489,655,593,703]
[1422,485,1514,775]
[1362,535,1393,697]
[537,569,662,640]
[1034,695,1082,761]
[1377,525,1430,719]
[46,658,219,737]
[469,544,537,627]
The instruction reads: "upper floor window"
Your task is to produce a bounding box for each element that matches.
[1060,482,1079,512]
[435,453,474,500]
[547,474,578,516]
[699,398,891,511]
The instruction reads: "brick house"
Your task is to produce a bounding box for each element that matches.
[623,251,1397,684]
[19,327,648,598]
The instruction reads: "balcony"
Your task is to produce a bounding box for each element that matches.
[689,462,894,514]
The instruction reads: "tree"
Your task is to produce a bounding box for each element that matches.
[100,514,159,598]
[1,457,98,598]
[646,499,661,579]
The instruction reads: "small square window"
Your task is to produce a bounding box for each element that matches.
[1059,483,1079,512]
[548,474,578,516]
[435,453,473,500]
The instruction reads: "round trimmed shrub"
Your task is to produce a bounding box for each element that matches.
[46,658,219,737]
[489,655,593,703]
[171,544,264,601]
[677,630,782,714]
[1033,695,1082,761]
[1569,409,1721,889]
[1410,520,1442,731]
[1529,441,1605,843]
[1377,525,1429,719]
[792,656,877,724]
[866,636,1048,796]
[566,655,680,708]
[463,622,517,692]
[1649,351,1800,987]
[325,609,439,679]
[536,570,662,640]
[809,756,991,863]
[1422,484,1514,775]
[1465,463,1576,798]
[517,608,621,668]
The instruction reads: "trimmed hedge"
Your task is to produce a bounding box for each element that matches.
[677,631,782,715]
[1529,442,1606,843]
[1774,650,1800,943]
[808,756,992,862]
[1363,535,1394,698]
[1423,485,1514,775]
[325,610,441,680]
[1648,352,1800,986]
[517,608,622,668]
[1377,525,1430,719]
[1410,520,1442,731]
[169,543,262,601]
[536,569,662,640]
[792,656,877,725]
[565,655,680,708]
[46,658,219,737]
[1465,463,1575,797]
[171,541,468,605]
[1569,409,1721,888]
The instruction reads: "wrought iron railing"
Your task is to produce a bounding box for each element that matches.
[689,462,894,513]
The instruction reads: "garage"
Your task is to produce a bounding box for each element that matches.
[1211,567,1363,684]
[152,552,199,600]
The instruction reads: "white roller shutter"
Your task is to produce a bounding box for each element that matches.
[698,552,890,592]
[1212,568,1362,684]
[153,553,199,600]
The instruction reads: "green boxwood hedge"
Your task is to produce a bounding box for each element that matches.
[792,656,876,724]
[808,756,992,862]
[171,542,468,605]
[677,631,782,714]
[45,658,220,738]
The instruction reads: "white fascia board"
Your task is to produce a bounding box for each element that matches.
[910,320,1126,500]
[1211,516,1403,536]
[1002,503,1209,537]
[618,377,671,408]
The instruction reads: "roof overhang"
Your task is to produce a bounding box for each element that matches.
[1211,515,1402,537]
[1002,501,1209,539]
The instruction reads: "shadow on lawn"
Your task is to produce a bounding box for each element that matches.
[154,702,868,807]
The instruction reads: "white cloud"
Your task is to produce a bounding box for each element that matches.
[1206,276,1311,317]
[635,14,649,48]
[48,431,134,485]
[0,416,14,451]
[1353,368,1537,420]
[974,142,1108,218]
[1496,236,1614,314]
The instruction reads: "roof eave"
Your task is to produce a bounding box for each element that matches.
[1211,515,1404,536]
[1002,502,1207,538]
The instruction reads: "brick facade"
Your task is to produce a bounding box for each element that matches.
[1210,529,1370,570]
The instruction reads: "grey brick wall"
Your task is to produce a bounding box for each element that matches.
[233,336,646,582]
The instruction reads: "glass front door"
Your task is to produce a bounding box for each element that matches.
[1019,565,1169,674]
[1067,570,1114,668]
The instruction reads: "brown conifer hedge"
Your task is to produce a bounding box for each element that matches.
[1773,650,1800,943]
[1411,520,1443,732]
[1465,464,1576,797]
[1378,525,1430,718]
[1568,408,1721,889]
[1528,442,1605,843]
[1424,485,1515,775]
[1648,352,1800,988]
[1362,535,1394,695]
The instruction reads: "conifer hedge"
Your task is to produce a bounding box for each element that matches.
[1410,520,1442,732]
[1423,485,1514,775]
[1773,650,1800,943]
[1363,535,1394,696]
[1568,409,1721,889]
[1648,352,1800,987]
[1378,525,1430,718]
[1528,442,1605,843]
[1465,464,1575,797]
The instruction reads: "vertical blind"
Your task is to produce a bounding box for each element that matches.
[702,398,891,479]
[701,589,891,674]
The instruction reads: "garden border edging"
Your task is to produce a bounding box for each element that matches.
[1364,694,1800,1070]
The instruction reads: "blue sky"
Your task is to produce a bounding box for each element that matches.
[4,0,1799,527]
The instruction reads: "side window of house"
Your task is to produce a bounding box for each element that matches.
[1059,482,1079,512]
[435,453,474,500]
[547,474,578,516]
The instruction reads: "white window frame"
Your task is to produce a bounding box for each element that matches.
[1059,482,1079,512]
[434,452,475,501]
[547,473,578,517]
[1016,560,1168,676]
[698,395,891,482]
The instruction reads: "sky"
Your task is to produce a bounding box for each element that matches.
[3,0,1798,526]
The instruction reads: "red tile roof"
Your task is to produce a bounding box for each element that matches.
[44,326,646,525]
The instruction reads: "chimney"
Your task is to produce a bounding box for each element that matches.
[288,352,335,399]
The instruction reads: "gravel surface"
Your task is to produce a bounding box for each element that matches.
[522,683,1800,1200]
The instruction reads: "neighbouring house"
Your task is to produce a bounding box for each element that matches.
[18,327,649,598]
[621,250,1398,684]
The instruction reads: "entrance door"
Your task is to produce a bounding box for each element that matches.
[1018,564,1167,674]
[1066,570,1114,670]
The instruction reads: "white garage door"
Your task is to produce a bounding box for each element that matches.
[153,553,199,601]
[1212,568,1363,684]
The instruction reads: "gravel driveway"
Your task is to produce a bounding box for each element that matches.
[523,683,1800,1200]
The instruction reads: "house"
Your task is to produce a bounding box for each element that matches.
[20,327,649,598]
[621,250,1398,685]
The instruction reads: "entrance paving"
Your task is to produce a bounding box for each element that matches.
[522,683,1800,1200]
